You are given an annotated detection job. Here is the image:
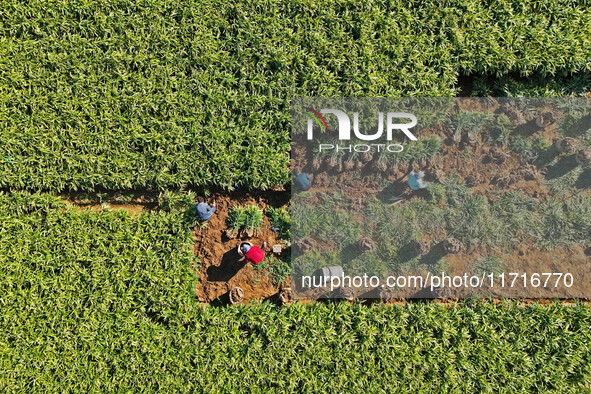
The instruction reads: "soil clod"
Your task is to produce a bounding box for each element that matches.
[358,237,376,253]
[535,112,556,128]
[518,164,539,180]
[555,138,578,154]
[464,174,481,187]
[241,229,254,238]
[360,152,373,163]
[490,147,508,164]
[414,239,431,256]
[335,287,355,301]
[432,285,454,299]
[576,148,591,166]
[491,173,519,188]
[224,229,235,240]
[295,237,316,254]
[379,287,397,302]
[443,238,463,255]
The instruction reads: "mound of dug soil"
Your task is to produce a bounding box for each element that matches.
[576,148,591,166]
[555,138,578,154]
[414,239,431,256]
[443,238,463,255]
[279,288,294,305]
[358,237,376,253]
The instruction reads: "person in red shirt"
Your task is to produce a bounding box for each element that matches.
[241,243,265,265]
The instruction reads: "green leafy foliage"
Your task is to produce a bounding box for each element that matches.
[1,195,590,392]
[227,205,264,236]
[158,190,196,212]
[487,113,515,146]
[257,254,291,285]
[1,2,591,390]
[449,111,493,141]
[1,1,590,191]
[267,206,291,241]
[2,275,591,392]
[472,256,505,276]
[427,183,446,204]
[389,135,442,164]
[292,193,361,249]
[0,193,199,386]
[441,175,472,207]
[295,187,591,278]
[498,73,591,97]
[534,194,591,248]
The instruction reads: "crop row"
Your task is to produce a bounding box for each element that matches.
[293,177,591,279]
[0,191,197,327]
[0,194,589,391]
[1,1,590,191]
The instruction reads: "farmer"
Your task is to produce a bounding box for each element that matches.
[240,242,265,265]
[408,170,427,190]
[195,196,216,222]
[293,169,312,191]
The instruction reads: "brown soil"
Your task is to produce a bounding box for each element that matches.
[438,242,591,298]
[64,191,158,215]
[192,190,290,304]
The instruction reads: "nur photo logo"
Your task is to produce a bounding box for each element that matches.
[306,108,418,141]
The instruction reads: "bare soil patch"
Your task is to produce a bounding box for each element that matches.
[192,190,290,303]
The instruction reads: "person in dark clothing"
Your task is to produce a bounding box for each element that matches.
[195,196,216,221]
[293,169,312,191]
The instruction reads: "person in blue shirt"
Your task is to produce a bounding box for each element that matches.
[408,171,427,190]
[195,196,216,221]
[293,169,312,191]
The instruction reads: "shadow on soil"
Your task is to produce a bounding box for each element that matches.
[207,247,245,282]
[576,168,591,189]
[545,155,579,180]
[418,242,446,268]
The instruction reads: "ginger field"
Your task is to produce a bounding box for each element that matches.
[1,0,591,391]
[1,193,590,391]
[1,0,590,190]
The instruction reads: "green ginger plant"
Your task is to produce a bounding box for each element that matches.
[227,205,264,238]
